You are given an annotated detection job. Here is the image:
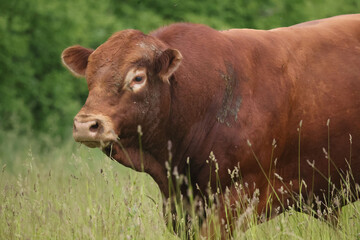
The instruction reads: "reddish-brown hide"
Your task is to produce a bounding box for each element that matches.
[62,14,360,228]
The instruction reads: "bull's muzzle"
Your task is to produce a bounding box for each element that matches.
[73,114,116,148]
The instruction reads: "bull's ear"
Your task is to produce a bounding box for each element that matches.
[155,48,182,82]
[61,45,94,77]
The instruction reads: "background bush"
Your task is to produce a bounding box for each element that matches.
[0,0,359,147]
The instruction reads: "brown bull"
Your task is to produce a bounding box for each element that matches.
[62,14,360,235]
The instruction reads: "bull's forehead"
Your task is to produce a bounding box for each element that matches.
[89,30,161,68]
[86,30,162,86]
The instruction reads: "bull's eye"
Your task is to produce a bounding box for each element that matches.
[126,68,147,91]
[134,76,143,83]
[130,75,146,88]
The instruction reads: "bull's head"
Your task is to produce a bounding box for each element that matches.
[62,30,182,154]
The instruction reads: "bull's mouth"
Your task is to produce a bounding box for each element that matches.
[75,131,134,158]
[77,139,117,157]
[80,140,113,149]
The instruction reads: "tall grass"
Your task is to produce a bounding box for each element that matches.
[164,141,360,239]
[0,136,174,240]
[1,134,360,239]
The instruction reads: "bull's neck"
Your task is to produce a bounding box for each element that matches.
[166,74,222,179]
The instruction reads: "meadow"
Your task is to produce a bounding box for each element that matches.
[1,134,360,239]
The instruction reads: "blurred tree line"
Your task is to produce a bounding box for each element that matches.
[0,0,359,145]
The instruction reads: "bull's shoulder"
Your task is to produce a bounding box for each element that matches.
[149,22,233,57]
[150,23,219,41]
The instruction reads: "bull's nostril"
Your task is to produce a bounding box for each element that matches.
[89,122,99,132]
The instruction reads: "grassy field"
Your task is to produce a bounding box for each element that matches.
[1,137,360,239]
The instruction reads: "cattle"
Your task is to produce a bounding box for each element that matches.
[62,14,360,237]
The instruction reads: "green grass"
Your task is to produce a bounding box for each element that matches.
[1,137,360,239]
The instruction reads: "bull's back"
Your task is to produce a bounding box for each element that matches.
[222,14,360,198]
[279,14,360,194]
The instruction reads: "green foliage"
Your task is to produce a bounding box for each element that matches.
[0,0,359,145]
[0,0,123,143]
